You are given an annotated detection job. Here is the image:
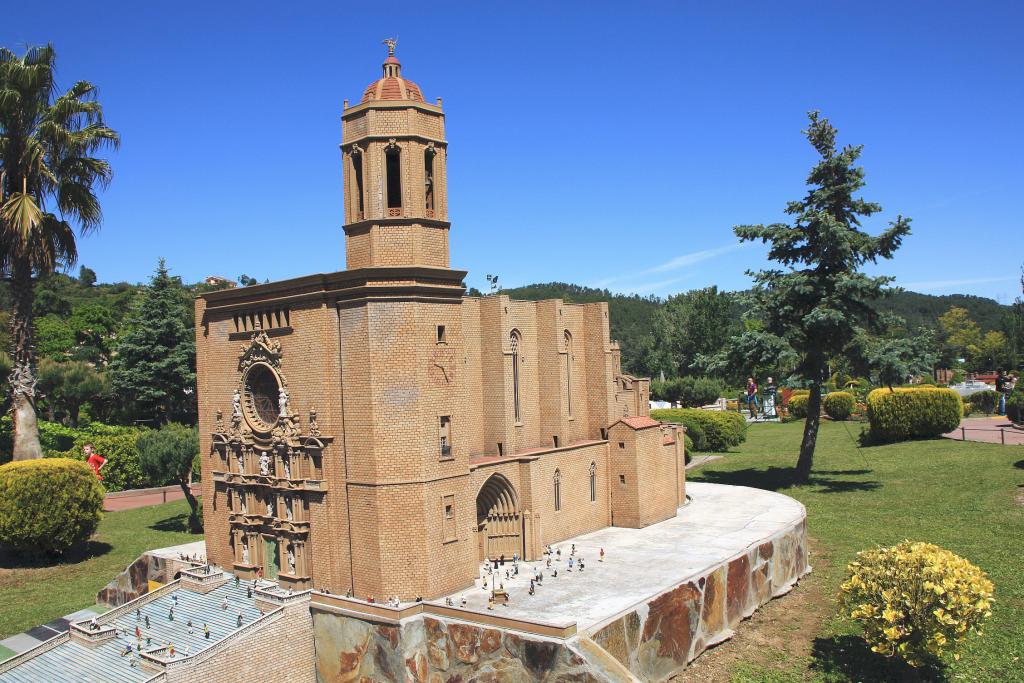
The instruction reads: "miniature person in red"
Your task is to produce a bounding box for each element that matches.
[84,443,107,480]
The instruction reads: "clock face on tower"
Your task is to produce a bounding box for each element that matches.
[428,347,455,386]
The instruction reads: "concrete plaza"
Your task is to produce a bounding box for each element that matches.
[439,481,808,631]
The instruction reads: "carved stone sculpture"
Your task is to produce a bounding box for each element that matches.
[232,389,242,418]
[278,387,289,418]
[241,537,249,564]
[259,451,270,476]
[288,547,296,574]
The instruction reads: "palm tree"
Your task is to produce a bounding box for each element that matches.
[0,45,119,459]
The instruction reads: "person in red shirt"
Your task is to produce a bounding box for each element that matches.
[84,443,107,480]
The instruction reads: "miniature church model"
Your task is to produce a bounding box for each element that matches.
[196,42,686,601]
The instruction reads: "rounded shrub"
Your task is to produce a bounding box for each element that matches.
[839,540,993,667]
[969,389,1000,415]
[0,458,104,557]
[961,399,974,417]
[788,393,810,418]
[650,408,747,452]
[866,387,962,443]
[824,391,855,420]
[1007,390,1023,424]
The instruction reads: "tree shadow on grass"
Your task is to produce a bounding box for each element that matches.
[149,513,190,533]
[696,466,881,494]
[0,539,113,569]
[1014,459,1024,470]
[811,634,947,682]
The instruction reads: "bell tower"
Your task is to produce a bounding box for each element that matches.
[340,40,450,269]
[332,42,474,601]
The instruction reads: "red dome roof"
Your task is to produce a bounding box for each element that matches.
[360,55,425,103]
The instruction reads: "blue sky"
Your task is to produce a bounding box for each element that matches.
[5,1,1022,302]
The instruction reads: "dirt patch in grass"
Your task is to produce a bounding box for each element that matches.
[673,536,832,682]
[1015,485,1024,507]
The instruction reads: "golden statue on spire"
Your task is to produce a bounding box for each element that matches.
[382,37,397,57]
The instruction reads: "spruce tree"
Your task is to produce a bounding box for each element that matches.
[110,260,195,424]
[735,112,911,482]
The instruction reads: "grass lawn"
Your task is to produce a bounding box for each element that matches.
[688,420,1023,682]
[0,499,198,640]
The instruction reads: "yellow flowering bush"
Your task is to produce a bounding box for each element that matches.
[839,541,994,667]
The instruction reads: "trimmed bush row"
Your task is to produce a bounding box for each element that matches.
[969,390,1001,415]
[1,417,198,492]
[866,387,962,443]
[0,458,104,557]
[1008,390,1024,424]
[650,408,747,452]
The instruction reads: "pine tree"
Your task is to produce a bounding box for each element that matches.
[735,112,911,482]
[110,260,195,424]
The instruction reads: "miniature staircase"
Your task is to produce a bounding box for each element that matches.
[0,571,274,683]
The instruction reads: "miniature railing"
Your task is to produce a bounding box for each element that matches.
[181,565,226,585]
[0,632,69,674]
[253,586,312,606]
[69,621,119,643]
[956,425,1024,444]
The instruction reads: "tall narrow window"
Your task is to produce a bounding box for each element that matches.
[351,150,365,220]
[385,145,403,210]
[424,147,435,213]
[510,331,522,423]
[564,331,573,417]
[554,469,562,512]
[589,462,597,502]
[439,416,452,459]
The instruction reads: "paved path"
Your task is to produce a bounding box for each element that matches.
[943,417,1024,445]
[103,484,200,512]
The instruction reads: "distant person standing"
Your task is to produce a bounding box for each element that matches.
[763,377,778,419]
[995,369,1009,415]
[746,377,759,419]
[84,443,107,480]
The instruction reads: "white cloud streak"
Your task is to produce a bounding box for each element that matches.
[593,242,747,289]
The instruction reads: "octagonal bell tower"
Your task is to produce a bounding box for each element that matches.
[340,40,450,269]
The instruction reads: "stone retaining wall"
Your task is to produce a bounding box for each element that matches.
[589,519,809,681]
[311,607,601,683]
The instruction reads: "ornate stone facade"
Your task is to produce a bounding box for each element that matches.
[195,47,686,601]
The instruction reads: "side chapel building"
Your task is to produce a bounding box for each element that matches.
[196,44,687,601]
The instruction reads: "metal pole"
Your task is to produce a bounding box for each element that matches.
[961,427,966,441]
[1001,429,1005,445]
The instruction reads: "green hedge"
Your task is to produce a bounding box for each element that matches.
[650,408,747,452]
[970,390,1000,415]
[1007,390,1023,424]
[0,458,104,556]
[823,392,855,421]
[789,394,810,418]
[50,430,153,492]
[866,387,963,443]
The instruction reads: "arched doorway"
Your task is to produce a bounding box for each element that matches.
[476,474,522,562]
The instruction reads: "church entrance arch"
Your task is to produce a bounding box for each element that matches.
[476,474,522,562]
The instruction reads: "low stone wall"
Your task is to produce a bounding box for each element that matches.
[311,607,601,682]
[589,519,809,681]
